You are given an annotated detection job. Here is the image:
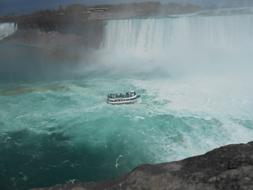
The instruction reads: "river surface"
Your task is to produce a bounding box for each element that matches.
[0,10,253,190]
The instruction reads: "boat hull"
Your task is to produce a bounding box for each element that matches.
[107,95,140,105]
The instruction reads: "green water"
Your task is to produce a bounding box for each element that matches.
[0,72,253,190]
[1,12,253,189]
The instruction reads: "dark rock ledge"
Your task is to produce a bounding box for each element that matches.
[33,142,253,190]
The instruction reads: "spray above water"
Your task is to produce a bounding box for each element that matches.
[99,13,253,144]
[101,13,253,75]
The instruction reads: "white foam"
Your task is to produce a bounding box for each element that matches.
[103,15,253,55]
[0,23,18,40]
[97,14,253,160]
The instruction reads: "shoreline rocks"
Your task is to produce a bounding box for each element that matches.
[33,142,253,190]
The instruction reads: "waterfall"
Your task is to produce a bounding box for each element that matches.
[103,14,253,55]
[0,23,18,40]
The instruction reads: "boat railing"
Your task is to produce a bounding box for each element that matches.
[108,92,136,100]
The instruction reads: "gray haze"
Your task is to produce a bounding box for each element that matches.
[1,0,253,15]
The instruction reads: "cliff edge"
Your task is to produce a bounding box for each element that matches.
[33,142,253,190]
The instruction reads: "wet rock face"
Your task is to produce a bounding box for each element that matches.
[33,142,253,190]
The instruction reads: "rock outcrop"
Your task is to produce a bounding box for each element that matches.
[33,142,253,190]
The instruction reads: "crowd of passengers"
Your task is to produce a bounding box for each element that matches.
[108,92,136,99]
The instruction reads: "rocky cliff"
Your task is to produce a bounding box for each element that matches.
[33,142,253,190]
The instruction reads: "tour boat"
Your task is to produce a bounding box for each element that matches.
[107,91,140,105]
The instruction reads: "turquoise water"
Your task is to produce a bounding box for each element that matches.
[1,13,253,190]
[1,72,253,190]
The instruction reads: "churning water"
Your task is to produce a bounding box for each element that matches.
[0,11,253,190]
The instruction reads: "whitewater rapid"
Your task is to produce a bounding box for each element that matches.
[0,23,17,40]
